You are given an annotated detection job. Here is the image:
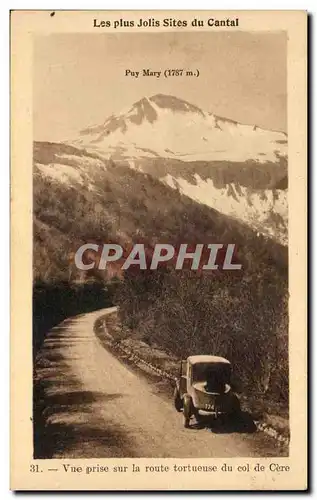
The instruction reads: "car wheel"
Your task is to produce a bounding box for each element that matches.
[183,394,193,428]
[174,387,183,412]
[193,407,200,422]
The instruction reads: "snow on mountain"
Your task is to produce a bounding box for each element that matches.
[163,173,287,245]
[74,94,287,165]
[33,142,107,191]
[67,94,288,245]
[35,162,85,185]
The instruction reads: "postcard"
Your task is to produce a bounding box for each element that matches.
[10,10,307,490]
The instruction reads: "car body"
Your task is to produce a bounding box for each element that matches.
[174,355,240,427]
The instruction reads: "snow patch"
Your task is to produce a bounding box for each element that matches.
[36,162,85,185]
[55,153,106,170]
[163,174,288,245]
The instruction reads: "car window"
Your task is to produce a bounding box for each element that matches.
[192,363,231,383]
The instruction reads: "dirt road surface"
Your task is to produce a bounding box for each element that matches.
[34,308,286,458]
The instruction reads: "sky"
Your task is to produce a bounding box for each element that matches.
[33,31,287,142]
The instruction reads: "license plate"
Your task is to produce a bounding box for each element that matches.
[204,403,214,411]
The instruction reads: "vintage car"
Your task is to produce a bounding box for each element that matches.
[173,355,240,427]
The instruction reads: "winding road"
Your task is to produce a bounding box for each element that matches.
[35,307,286,458]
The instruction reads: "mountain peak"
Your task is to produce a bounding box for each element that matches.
[75,93,287,167]
[79,94,205,139]
[149,94,204,116]
[128,96,158,125]
[126,94,204,126]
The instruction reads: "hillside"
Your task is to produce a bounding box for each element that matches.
[33,141,287,284]
[70,94,288,244]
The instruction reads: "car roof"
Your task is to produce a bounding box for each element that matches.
[187,355,231,365]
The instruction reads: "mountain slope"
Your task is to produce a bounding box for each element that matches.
[70,94,288,244]
[33,141,287,283]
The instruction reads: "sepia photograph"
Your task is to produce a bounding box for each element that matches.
[10,10,307,491]
[33,29,289,459]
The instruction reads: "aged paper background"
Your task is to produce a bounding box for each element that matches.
[11,10,307,490]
